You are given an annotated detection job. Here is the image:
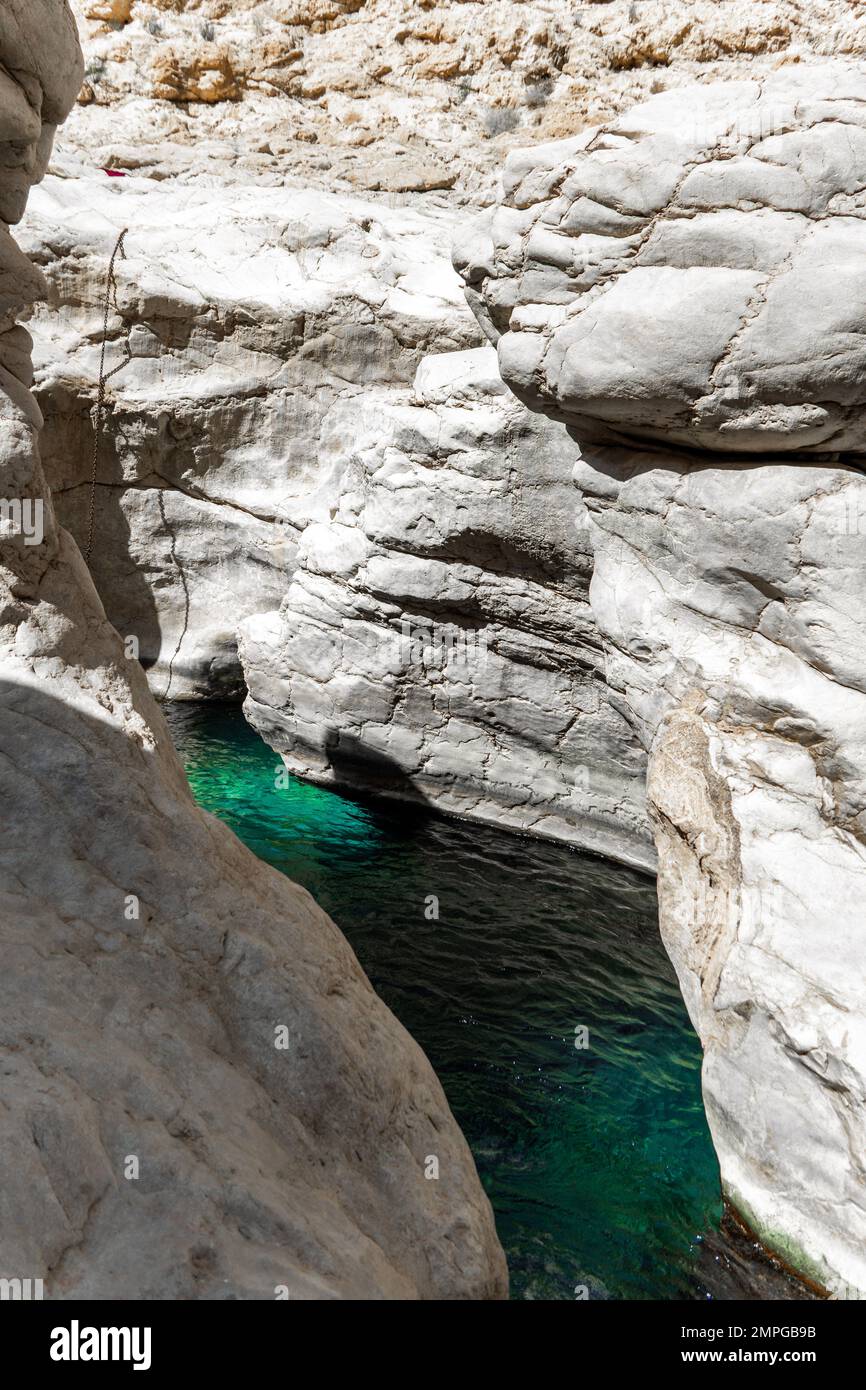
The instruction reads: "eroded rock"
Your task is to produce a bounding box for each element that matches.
[456,69,866,454]
[22,173,478,696]
[240,345,652,868]
[457,67,866,1297]
[1,0,507,1301]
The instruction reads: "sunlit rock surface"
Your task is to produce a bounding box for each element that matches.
[23,174,478,696]
[456,67,866,455]
[24,172,652,866]
[18,0,866,1298]
[240,344,652,867]
[65,1,866,200]
[456,68,866,1297]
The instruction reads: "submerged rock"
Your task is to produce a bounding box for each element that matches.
[456,67,866,1297]
[0,0,506,1301]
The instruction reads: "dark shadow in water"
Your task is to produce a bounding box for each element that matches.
[324,728,435,804]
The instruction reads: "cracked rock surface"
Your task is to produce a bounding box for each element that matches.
[19,2,866,1299]
[1,0,506,1301]
[457,67,866,1296]
[240,344,652,868]
[65,1,866,203]
[22,173,478,696]
[24,164,652,865]
[456,67,866,454]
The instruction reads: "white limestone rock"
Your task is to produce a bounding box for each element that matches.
[455,67,866,454]
[577,449,866,1298]
[21,173,480,695]
[240,344,653,870]
[24,168,651,866]
[0,1,507,1301]
[457,68,866,1296]
[64,1,866,201]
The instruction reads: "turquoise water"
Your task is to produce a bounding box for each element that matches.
[166,702,724,1300]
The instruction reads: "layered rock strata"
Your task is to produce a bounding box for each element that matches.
[240,343,652,867]
[24,172,652,865]
[22,174,477,696]
[29,2,866,861]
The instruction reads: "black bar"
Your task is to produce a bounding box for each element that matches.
[4,1295,857,1375]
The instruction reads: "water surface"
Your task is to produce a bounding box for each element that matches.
[167,702,727,1299]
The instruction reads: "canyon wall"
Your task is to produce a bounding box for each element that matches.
[239,342,650,866]
[24,77,653,863]
[27,2,866,859]
[17,0,866,1296]
[0,0,506,1301]
[23,173,477,698]
[454,68,866,1297]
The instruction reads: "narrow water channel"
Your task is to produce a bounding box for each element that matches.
[165,702,805,1301]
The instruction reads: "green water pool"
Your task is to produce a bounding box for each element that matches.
[166,701,725,1300]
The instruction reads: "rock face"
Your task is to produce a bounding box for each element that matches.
[240,343,651,868]
[455,70,866,454]
[20,0,866,1301]
[0,0,506,1301]
[22,173,477,696]
[23,165,652,865]
[456,68,866,1296]
[26,3,866,860]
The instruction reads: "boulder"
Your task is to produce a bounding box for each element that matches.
[456,68,866,454]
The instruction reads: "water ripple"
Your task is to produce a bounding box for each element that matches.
[167,702,727,1300]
